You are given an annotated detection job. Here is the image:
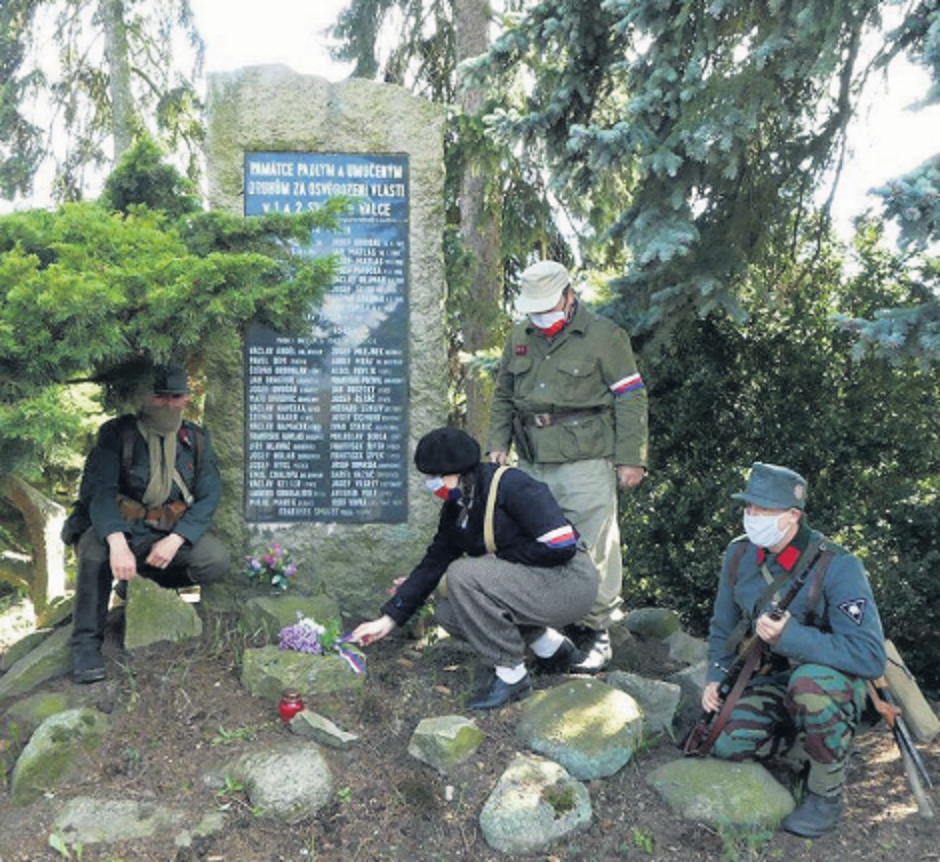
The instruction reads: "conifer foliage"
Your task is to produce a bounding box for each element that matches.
[465,0,884,331]
[0,138,343,478]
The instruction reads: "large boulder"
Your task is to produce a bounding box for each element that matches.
[626,607,681,641]
[516,679,645,779]
[10,707,109,806]
[0,626,71,700]
[240,646,364,703]
[647,758,795,829]
[124,577,202,649]
[224,741,333,822]
[53,798,187,847]
[605,672,681,734]
[239,594,342,645]
[479,753,591,855]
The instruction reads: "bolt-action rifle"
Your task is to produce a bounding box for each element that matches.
[866,678,934,819]
[682,546,824,757]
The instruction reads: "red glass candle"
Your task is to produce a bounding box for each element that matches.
[278,688,305,722]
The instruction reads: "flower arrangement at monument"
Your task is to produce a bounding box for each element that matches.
[278,615,366,675]
[245,543,297,593]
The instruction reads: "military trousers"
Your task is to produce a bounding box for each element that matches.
[70,527,230,655]
[711,663,867,796]
[522,458,622,629]
[434,547,599,668]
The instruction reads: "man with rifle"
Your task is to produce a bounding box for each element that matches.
[697,463,886,838]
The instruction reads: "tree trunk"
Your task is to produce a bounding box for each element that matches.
[100,0,135,165]
[454,0,502,442]
[0,474,67,616]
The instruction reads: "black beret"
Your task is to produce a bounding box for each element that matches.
[414,427,480,475]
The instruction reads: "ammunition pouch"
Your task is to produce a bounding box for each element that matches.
[117,494,187,532]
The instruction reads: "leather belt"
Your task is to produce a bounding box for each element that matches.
[525,407,605,428]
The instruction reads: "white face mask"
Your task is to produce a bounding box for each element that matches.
[743,511,788,548]
[528,310,566,329]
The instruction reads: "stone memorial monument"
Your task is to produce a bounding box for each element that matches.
[204,66,447,617]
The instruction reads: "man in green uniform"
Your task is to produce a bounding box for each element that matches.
[69,366,230,683]
[486,260,649,672]
[704,463,886,837]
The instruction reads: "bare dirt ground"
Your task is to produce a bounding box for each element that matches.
[0,602,938,862]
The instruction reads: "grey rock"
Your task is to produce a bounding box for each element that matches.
[10,707,109,806]
[668,660,709,733]
[665,630,708,666]
[0,628,53,672]
[407,715,483,773]
[605,672,681,734]
[54,797,185,845]
[240,595,342,645]
[290,710,359,749]
[125,577,202,650]
[479,753,591,855]
[647,758,795,828]
[626,607,682,641]
[0,626,71,702]
[240,646,364,703]
[516,679,645,780]
[225,741,333,821]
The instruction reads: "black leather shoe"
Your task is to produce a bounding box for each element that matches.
[72,649,106,684]
[468,674,532,710]
[532,638,576,675]
[781,792,844,838]
[569,628,612,674]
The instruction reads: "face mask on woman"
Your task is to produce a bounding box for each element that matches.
[743,511,789,548]
[424,476,462,502]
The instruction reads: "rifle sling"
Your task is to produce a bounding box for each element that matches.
[697,647,764,755]
[724,537,824,654]
[700,541,828,756]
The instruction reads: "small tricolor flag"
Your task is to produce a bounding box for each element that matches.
[610,373,645,395]
[537,525,577,549]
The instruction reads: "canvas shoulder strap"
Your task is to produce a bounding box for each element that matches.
[484,465,510,555]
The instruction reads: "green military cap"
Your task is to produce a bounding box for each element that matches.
[731,462,808,510]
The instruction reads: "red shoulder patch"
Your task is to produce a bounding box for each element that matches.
[515,345,528,356]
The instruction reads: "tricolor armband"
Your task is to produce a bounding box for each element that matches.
[610,373,645,395]
[537,525,577,549]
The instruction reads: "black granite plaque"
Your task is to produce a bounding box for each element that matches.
[244,152,409,523]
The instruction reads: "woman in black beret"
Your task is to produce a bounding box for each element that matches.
[351,427,598,709]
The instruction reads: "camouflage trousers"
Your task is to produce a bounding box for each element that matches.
[712,663,867,796]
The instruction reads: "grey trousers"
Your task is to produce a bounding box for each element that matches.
[434,547,599,667]
[522,458,623,629]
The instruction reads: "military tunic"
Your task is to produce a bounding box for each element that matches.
[706,522,886,795]
[486,302,648,628]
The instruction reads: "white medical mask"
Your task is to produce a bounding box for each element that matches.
[743,511,788,548]
[528,310,566,330]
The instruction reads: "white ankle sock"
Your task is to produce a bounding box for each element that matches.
[494,663,527,684]
[530,628,566,658]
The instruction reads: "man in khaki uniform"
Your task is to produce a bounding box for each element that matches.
[487,261,648,672]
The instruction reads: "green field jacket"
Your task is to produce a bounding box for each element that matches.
[486,303,649,466]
